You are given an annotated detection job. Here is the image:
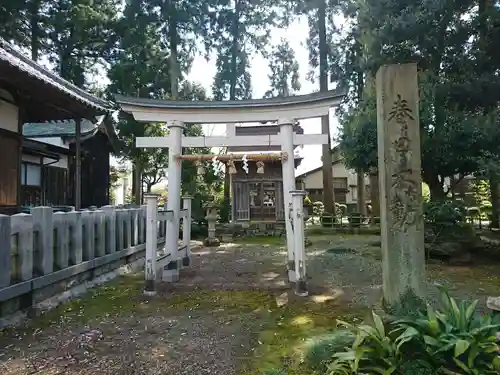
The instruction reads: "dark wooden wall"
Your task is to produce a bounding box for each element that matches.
[69,132,111,208]
[0,129,20,214]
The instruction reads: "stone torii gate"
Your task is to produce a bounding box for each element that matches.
[115,89,344,294]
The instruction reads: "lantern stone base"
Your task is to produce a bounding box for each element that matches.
[162,261,180,282]
[203,237,220,247]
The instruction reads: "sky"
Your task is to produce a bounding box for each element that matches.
[185,15,342,177]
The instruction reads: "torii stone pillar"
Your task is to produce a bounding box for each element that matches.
[144,193,159,296]
[291,190,308,296]
[377,63,426,312]
[278,118,296,283]
[165,120,184,281]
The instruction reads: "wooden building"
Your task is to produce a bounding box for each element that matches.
[22,119,119,208]
[229,124,303,222]
[295,146,371,212]
[0,39,118,214]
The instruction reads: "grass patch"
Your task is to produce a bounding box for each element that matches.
[233,236,284,245]
[240,299,367,375]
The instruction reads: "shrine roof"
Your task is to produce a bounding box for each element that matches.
[23,119,98,137]
[114,88,345,109]
[0,39,112,119]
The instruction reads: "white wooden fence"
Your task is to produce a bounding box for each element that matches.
[144,194,192,295]
[0,204,171,317]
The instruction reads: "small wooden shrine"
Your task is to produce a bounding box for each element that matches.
[228,124,303,222]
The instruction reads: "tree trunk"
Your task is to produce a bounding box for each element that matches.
[134,162,142,205]
[29,0,41,61]
[318,0,335,214]
[222,0,241,221]
[168,3,179,100]
[427,175,446,201]
[357,169,366,216]
[489,172,499,228]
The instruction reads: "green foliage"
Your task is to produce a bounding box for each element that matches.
[399,360,434,375]
[395,286,500,374]
[302,330,355,372]
[473,179,491,211]
[328,288,500,375]
[265,38,301,98]
[424,200,467,225]
[210,0,278,101]
[329,311,408,374]
[422,183,431,203]
[335,0,500,198]
[339,95,378,172]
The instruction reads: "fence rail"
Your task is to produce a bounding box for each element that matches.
[0,205,180,315]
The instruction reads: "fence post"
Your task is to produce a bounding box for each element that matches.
[131,208,139,247]
[182,196,193,267]
[67,211,83,265]
[53,212,69,270]
[102,206,117,253]
[123,209,132,250]
[115,209,124,252]
[144,193,159,296]
[0,215,11,288]
[81,211,95,261]
[94,209,106,257]
[291,190,308,297]
[31,206,53,275]
[11,213,34,281]
[139,205,147,245]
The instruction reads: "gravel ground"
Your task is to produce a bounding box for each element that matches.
[1,234,499,374]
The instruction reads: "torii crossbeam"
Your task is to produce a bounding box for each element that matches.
[115,89,345,295]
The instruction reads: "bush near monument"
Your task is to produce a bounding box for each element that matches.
[264,288,500,375]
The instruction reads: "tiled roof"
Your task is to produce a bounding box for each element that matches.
[0,39,112,111]
[23,119,98,137]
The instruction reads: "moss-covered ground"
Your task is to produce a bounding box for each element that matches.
[2,233,500,374]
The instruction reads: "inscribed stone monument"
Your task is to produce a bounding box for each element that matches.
[376,63,426,311]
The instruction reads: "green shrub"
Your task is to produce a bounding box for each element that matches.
[400,359,434,375]
[302,330,355,372]
[424,199,467,224]
[396,285,500,374]
[191,220,208,238]
[327,287,500,375]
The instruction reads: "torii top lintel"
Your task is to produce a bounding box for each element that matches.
[114,88,346,124]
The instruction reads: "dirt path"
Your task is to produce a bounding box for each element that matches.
[0,241,298,375]
[1,234,500,375]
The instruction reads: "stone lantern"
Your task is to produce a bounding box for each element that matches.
[203,202,220,247]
